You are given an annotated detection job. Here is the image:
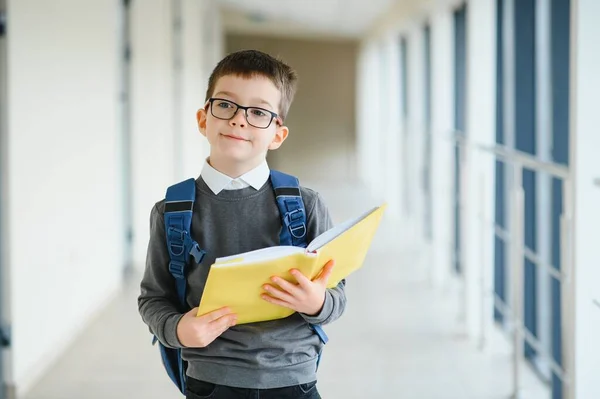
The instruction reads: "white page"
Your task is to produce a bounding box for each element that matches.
[306,206,379,252]
[214,245,305,267]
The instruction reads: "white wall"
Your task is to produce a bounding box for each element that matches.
[226,35,358,184]
[130,0,222,269]
[130,0,175,269]
[6,0,121,393]
[180,0,221,180]
[572,1,600,397]
[4,0,223,394]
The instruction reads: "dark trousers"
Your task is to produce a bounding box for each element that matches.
[185,377,322,399]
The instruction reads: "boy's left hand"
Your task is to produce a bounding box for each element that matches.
[261,260,335,316]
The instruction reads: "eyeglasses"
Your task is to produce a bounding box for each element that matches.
[206,98,282,129]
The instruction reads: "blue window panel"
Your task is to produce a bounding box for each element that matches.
[494,0,506,322]
[514,0,538,360]
[400,38,409,119]
[550,0,570,397]
[454,6,467,133]
[453,4,467,274]
[400,37,410,217]
[494,161,507,322]
[424,23,433,241]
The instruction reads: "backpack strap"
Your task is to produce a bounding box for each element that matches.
[270,170,308,248]
[155,177,206,394]
[164,178,206,308]
[270,170,329,350]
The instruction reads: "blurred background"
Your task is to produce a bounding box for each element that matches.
[0,0,599,398]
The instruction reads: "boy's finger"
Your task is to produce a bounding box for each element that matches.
[280,272,308,290]
[211,313,237,328]
[316,260,335,284]
[263,284,295,302]
[261,293,294,310]
[201,306,234,322]
[269,276,299,293]
[209,314,237,337]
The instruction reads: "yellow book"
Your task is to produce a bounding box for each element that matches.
[196,203,387,324]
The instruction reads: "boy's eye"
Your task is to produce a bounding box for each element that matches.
[216,101,234,109]
[250,108,268,117]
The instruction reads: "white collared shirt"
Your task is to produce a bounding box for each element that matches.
[201,158,270,195]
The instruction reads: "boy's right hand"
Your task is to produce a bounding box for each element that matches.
[176,307,237,348]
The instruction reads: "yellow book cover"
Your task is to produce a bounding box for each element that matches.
[196,203,387,324]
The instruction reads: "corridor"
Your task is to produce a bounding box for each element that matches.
[2,0,600,398]
[22,184,547,399]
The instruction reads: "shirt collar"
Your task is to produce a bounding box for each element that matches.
[201,158,270,195]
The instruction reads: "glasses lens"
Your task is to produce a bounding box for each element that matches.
[247,108,273,128]
[211,99,236,119]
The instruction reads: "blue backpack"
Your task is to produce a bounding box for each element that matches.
[152,170,329,394]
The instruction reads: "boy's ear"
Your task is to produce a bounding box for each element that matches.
[268,125,289,150]
[197,108,208,137]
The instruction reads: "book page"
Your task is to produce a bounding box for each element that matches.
[214,245,306,267]
[307,206,380,252]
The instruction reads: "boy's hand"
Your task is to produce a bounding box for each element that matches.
[176,307,237,348]
[261,260,335,316]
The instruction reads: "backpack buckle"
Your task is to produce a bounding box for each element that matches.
[169,243,185,257]
[189,243,206,264]
[286,208,304,222]
[289,223,307,239]
[169,260,186,279]
[167,227,186,242]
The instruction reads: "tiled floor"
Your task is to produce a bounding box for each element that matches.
[23,183,550,399]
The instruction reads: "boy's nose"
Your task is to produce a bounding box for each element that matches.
[229,109,247,127]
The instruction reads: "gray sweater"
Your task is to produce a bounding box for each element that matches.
[138,177,347,389]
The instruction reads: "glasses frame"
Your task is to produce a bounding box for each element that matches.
[206,97,282,129]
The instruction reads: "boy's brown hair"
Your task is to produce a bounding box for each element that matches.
[205,49,298,121]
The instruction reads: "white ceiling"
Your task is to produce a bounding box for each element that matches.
[218,0,398,39]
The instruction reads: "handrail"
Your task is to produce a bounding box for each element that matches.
[446,129,574,397]
[451,131,571,179]
[454,197,568,281]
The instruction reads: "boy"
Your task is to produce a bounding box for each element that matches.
[138,49,346,399]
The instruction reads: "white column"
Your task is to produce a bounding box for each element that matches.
[430,6,455,288]
[371,41,385,199]
[463,0,497,339]
[356,41,384,197]
[572,1,600,397]
[356,43,370,187]
[381,33,403,221]
[406,24,425,243]
[180,0,212,179]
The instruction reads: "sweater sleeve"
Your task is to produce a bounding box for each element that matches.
[137,203,186,349]
[299,192,347,326]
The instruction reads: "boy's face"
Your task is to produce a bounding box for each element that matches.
[197,75,289,173]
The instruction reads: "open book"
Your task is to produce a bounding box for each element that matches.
[196,203,387,324]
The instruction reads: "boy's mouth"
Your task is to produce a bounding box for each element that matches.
[222,134,249,142]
